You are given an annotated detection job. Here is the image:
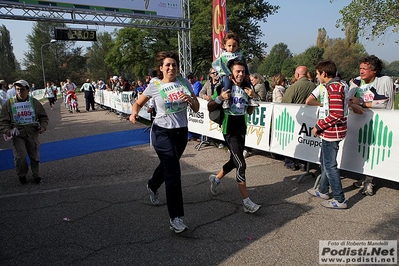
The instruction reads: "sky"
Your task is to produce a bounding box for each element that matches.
[261,0,399,62]
[1,0,398,66]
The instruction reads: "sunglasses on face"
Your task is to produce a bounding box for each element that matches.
[16,87,27,92]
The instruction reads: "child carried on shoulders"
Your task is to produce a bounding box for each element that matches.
[212,31,259,109]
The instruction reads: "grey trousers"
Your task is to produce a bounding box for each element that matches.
[12,135,40,178]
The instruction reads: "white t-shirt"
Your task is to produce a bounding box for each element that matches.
[349,76,394,109]
[144,77,194,129]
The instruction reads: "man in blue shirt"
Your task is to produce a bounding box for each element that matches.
[187,73,202,96]
[187,72,202,141]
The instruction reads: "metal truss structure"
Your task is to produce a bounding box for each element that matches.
[0,0,192,75]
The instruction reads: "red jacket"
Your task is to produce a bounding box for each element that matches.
[315,78,347,141]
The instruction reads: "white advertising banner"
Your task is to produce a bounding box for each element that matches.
[31,89,46,100]
[16,0,183,18]
[270,103,321,164]
[95,90,150,120]
[187,100,273,151]
[339,109,399,182]
[245,103,273,151]
[103,90,113,108]
[187,98,224,141]
[270,104,399,183]
[96,96,399,183]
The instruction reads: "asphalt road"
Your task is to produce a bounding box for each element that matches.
[1,94,398,265]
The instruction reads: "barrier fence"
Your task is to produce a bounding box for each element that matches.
[92,90,397,183]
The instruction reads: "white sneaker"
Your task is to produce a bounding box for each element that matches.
[307,188,330,200]
[209,174,219,195]
[320,199,347,209]
[147,184,160,205]
[169,217,188,233]
[243,199,261,213]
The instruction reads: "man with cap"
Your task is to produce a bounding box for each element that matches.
[111,76,120,91]
[98,80,106,90]
[0,79,9,107]
[0,80,49,184]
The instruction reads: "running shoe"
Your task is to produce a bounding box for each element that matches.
[243,199,261,213]
[209,174,219,195]
[147,184,160,205]
[169,217,188,233]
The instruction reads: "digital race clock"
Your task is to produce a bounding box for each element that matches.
[54,28,97,41]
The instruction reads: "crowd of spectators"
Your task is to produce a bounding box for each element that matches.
[1,51,397,214]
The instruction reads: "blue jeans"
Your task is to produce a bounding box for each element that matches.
[318,140,345,202]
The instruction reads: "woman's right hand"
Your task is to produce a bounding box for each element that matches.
[129,113,138,124]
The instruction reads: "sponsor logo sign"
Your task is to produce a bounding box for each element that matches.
[319,240,397,264]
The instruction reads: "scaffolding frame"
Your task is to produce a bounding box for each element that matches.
[0,0,192,75]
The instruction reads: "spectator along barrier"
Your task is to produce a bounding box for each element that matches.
[91,90,398,183]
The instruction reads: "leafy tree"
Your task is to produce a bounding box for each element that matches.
[86,32,116,81]
[259,43,292,77]
[385,60,399,77]
[105,27,176,80]
[62,47,88,85]
[316,28,328,49]
[248,56,263,74]
[24,22,85,87]
[323,38,367,81]
[102,1,279,79]
[334,0,399,43]
[189,0,279,76]
[0,25,19,82]
[344,22,359,46]
[280,57,296,78]
[293,46,325,74]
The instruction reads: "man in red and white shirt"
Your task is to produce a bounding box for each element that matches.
[307,60,349,209]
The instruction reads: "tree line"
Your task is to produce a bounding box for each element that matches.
[0,0,398,88]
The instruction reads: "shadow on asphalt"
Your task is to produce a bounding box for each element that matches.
[1,94,399,265]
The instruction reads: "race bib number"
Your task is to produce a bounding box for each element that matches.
[362,90,374,102]
[160,82,189,114]
[13,102,35,124]
[356,82,374,102]
[226,85,247,115]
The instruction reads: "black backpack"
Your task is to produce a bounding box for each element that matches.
[208,84,224,125]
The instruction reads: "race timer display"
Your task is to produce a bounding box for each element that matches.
[54,28,97,41]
